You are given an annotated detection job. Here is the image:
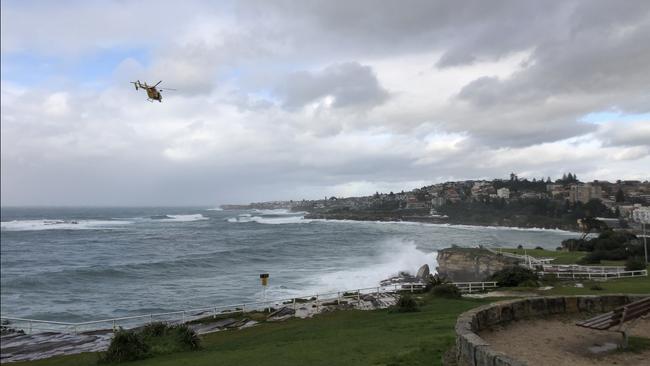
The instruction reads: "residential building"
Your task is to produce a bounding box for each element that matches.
[631,206,650,224]
[569,183,602,203]
[496,188,510,199]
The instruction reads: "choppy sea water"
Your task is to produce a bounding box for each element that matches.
[1,207,579,322]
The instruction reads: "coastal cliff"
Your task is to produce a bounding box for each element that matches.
[436,247,520,282]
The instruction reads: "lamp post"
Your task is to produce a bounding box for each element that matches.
[642,221,648,267]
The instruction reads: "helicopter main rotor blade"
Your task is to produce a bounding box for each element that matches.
[153,80,162,87]
[159,88,176,91]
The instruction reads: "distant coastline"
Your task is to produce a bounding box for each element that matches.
[303,211,578,231]
[220,205,579,231]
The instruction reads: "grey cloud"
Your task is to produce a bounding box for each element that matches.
[277,62,389,109]
[596,121,650,148]
[3,1,650,205]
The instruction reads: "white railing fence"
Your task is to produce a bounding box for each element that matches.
[453,281,498,293]
[539,269,647,280]
[0,281,496,335]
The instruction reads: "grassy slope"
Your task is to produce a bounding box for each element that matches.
[498,248,587,264]
[499,247,649,294]
[14,297,489,366]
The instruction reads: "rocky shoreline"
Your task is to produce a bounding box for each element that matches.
[303,211,577,231]
[0,291,401,363]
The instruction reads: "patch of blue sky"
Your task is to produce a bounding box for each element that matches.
[580,111,650,124]
[1,47,150,87]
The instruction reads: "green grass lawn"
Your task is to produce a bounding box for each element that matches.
[13,296,490,366]
[497,247,586,264]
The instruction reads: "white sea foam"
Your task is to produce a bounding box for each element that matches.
[312,218,576,234]
[310,240,436,292]
[250,208,306,215]
[0,219,132,231]
[262,238,436,299]
[163,214,208,222]
[227,209,310,225]
[227,214,311,225]
[205,207,223,211]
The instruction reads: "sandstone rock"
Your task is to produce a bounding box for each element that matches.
[436,247,520,282]
[415,264,430,280]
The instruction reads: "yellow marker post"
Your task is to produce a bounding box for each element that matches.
[260,273,269,311]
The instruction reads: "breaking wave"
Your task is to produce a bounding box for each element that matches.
[263,238,436,299]
[205,207,223,211]
[227,209,310,225]
[0,219,132,232]
[149,214,208,222]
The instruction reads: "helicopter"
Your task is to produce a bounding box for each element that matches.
[130,80,175,102]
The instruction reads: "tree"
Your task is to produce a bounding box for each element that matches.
[615,188,625,203]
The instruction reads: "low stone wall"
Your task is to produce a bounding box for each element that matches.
[454,295,649,366]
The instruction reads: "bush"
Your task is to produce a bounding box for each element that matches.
[518,279,539,287]
[101,329,150,363]
[489,266,538,287]
[140,322,168,337]
[534,246,543,250]
[517,244,523,249]
[172,324,201,350]
[626,257,646,271]
[102,323,201,363]
[577,252,602,265]
[431,284,462,299]
[590,284,604,291]
[394,294,419,312]
[424,273,449,291]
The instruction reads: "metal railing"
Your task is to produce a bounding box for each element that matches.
[486,247,555,266]
[539,269,647,280]
[0,281,499,335]
[453,281,498,293]
[537,264,626,273]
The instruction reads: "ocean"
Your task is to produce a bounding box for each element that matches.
[0,207,579,322]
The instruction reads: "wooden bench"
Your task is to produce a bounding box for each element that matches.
[576,297,650,347]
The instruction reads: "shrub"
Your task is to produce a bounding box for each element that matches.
[518,279,539,287]
[489,266,538,287]
[590,284,604,291]
[625,257,646,271]
[424,273,449,291]
[556,246,563,251]
[534,246,543,250]
[103,323,201,362]
[577,251,602,265]
[101,329,150,363]
[394,294,420,312]
[171,324,201,350]
[431,284,461,299]
[517,244,523,249]
[140,322,168,337]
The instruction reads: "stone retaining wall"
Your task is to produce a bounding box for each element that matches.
[454,294,649,366]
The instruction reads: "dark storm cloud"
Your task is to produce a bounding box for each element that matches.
[277,62,389,110]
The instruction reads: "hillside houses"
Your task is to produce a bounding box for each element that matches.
[243,175,649,229]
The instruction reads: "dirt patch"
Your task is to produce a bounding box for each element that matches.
[480,315,650,366]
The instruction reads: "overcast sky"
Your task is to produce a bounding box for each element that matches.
[2,0,649,206]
